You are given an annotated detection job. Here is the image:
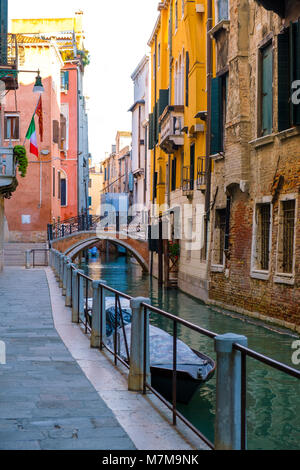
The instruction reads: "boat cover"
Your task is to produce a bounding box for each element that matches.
[107,323,214,379]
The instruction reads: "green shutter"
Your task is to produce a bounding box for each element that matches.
[261,44,273,136]
[293,21,300,125]
[149,113,154,150]
[65,71,69,90]
[0,0,8,64]
[211,77,222,155]
[155,102,159,143]
[159,89,169,116]
[278,30,291,131]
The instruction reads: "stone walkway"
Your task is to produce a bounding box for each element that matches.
[0,268,135,450]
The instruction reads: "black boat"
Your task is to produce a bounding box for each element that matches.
[106,310,215,405]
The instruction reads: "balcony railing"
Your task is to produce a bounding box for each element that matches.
[197,157,206,190]
[0,34,18,90]
[0,147,17,196]
[160,105,184,154]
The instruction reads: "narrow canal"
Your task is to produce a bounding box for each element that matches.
[80,252,300,450]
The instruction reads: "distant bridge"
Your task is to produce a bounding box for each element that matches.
[48,215,149,272]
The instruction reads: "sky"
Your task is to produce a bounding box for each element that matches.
[9,0,159,163]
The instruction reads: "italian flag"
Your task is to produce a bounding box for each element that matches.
[25,117,38,157]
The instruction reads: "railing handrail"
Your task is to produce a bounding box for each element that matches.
[233,343,300,379]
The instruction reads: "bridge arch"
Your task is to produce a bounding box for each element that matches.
[62,234,149,273]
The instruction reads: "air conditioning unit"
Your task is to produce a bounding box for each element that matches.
[196,4,205,13]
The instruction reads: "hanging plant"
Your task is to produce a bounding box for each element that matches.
[14,145,28,178]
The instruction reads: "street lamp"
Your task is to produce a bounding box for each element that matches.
[33,70,44,94]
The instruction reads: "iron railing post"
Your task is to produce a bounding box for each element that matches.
[78,270,85,321]
[71,269,80,323]
[25,250,31,269]
[214,333,248,450]
[65,262,72,307]
[62,256,68,296]
[91,280,107,348]
[128,297,151,392]
[59,254,64,288]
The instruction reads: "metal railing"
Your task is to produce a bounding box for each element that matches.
[0,148,16,179]
[31,249,49,268]
[50,248,300,450]
[48,213,147,242]
[0,33,18,68]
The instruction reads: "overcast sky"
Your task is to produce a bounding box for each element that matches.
[9,0,158,163]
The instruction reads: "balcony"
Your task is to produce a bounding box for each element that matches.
[0,34,18,91]
[0,147,18,197]
[159,105,184,154]
[196,157,206,192]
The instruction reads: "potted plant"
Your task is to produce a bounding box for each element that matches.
[14,145,28,178]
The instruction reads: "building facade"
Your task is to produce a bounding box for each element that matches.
[11,12,90,222]
[208,0,300,330]
[88,162,104,216]
[130,55,151,211]
[148,0,209,293]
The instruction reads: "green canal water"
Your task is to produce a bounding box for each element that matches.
[81,253,300,450]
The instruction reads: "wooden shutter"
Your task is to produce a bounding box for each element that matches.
[278,30,291,132]
[53,120,59,144]
[261,44,273,136]
[159,89,169,116]
[211,77,222,154]
[185,52,189,107]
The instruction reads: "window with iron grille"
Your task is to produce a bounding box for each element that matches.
[214,208,226,265]
[277,199,296,274]
[254,203,271,271]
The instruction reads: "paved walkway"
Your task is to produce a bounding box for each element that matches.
[0,268,135,450]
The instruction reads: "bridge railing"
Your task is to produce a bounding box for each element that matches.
[48,213,148,242]
[49,248,300,451]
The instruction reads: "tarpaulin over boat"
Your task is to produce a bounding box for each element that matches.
[107,324,214,379]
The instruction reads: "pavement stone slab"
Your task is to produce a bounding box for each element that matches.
[0,268,135,451]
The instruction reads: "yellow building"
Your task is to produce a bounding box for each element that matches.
[148,0,210,300]
[88,163,104,216]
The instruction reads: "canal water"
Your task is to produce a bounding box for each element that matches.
[81,253,300,450]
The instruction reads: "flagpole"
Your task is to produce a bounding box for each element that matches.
[23,94,42,146]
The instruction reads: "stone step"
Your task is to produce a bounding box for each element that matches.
[4,243,48,266]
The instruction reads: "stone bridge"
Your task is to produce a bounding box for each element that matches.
[51,231,150,272]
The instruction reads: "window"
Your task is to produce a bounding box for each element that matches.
[60,113,67,151]
[175,0,178,31]
[185,51,189,107]
[190,144,195,191]
[60,71,69,92]
[211,73,228,154]
[158,43,161,69]
[58,171,61,200]
[278,22,300,131]
[182,0,184,18]
[61,175,67,207]
[252,203,271,272]
[53,168,55,198]
[4,114,19,140]
[260,44,273,137]
[277,199,296,275]
[214,209,226,266]
[171,157,177,192]
[216,0,229,23]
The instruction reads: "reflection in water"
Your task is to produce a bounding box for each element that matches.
[82,253,300,450]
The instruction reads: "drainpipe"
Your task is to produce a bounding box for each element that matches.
[204,0,213,259]
[150,35,158,279]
